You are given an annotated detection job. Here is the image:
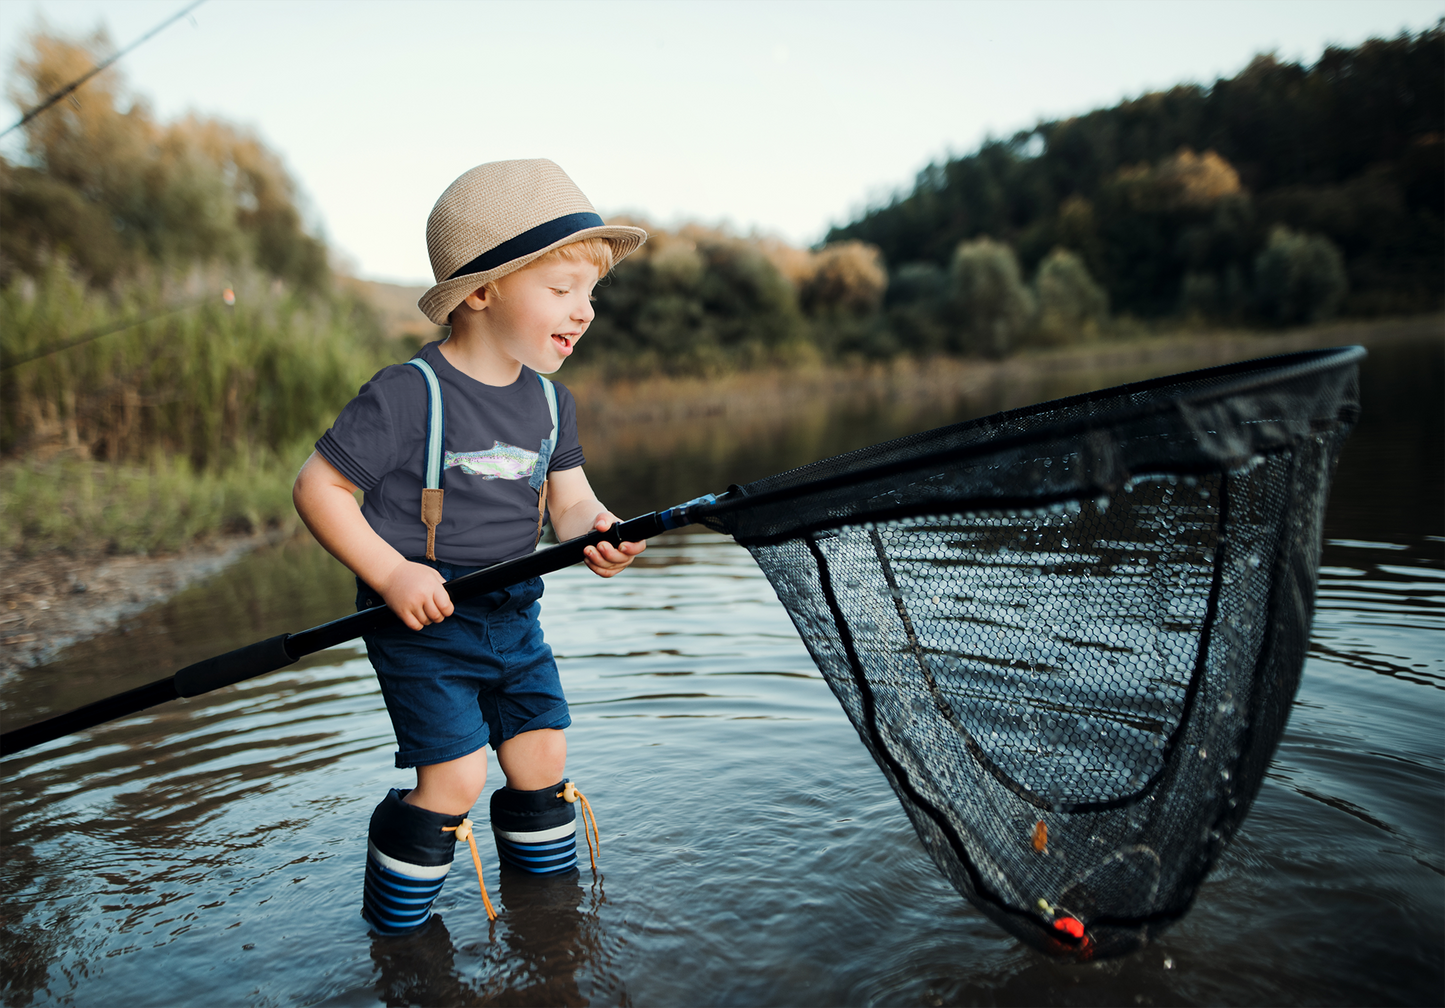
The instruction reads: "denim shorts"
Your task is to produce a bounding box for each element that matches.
[357,560,571,768]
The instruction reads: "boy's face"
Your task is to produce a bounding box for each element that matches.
[477,256,600,374]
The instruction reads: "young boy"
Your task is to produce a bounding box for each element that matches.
[293,159,649,934]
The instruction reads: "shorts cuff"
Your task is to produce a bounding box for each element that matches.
[505,702,572,742]
[395,725,490,769]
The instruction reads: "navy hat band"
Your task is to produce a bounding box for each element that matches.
[447,212,606,281]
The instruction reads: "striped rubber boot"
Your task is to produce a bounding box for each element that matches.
[490,781,577,875]
[362,788,465,935]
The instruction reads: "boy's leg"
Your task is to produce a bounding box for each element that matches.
[355,568,510,933]
[363,751,488,934]
[496,728,566,789]
[490,729,578,875]
[408,748,488,815]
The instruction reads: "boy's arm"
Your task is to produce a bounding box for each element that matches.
[545,466,646,578]
[292,451,454,630]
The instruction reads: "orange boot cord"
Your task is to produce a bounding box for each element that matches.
[443,819,498,921]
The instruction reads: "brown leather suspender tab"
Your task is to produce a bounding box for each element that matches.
[421,487,444,561]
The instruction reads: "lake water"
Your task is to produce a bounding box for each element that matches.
[2,338,1441,1006]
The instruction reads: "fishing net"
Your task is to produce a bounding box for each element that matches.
[697,347,1362,959]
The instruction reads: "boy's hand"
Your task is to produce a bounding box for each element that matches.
[583,511,646,578]
[379,559,455,630]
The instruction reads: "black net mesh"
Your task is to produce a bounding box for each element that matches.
[696,347,1362,959]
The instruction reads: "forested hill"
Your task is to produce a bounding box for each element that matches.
[827,29,1442,321]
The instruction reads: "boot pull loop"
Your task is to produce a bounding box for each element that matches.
[557,781,599,871]
[443,818,498,921]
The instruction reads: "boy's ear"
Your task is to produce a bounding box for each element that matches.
[460,287,489,311]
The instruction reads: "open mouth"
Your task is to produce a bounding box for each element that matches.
[551,334,575,354]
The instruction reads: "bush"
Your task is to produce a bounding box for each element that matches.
[586,225,810,375]
[798,241,888,317]
[1035,247,1108,343]
[949,238,1035,358]
[1253,226,1348,325]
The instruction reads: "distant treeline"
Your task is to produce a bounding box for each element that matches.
[584,29,1442,368]
[828,27,1442,342]
[1,24,1439,553]
[5,27,1442,399]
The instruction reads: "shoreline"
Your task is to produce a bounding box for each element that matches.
[0,528,290,677]
[2,314,1438,674]
[566,315,1439,429]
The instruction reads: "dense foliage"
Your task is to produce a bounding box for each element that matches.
[828,28,1442,326]
[0,30,384,553]
[586,224,886,374]
[1,29,328,290]
[0,30,384,466]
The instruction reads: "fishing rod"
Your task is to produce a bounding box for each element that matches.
[1,0,207,140]
[0,291,233,372]
[0,494,718,758]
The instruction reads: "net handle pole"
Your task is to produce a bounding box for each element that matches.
[0,495,720,758]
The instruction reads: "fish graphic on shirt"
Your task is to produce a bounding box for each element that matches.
[443,442,539,480]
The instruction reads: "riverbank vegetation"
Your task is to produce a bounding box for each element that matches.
[1,29,388,557]
[2,26,1440,559]
[0,261,381,556]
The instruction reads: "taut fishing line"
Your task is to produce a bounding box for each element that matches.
[1,0,207,140]
[0,346,1362,959]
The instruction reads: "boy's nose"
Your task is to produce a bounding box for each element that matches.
[573,298,594,323]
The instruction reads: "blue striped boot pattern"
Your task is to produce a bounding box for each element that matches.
[490,780,577,875]
[361,788,466,935]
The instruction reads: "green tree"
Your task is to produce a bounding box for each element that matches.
[882,262,950,356]
[1253,226,1348,325]
[1035,247,1108,342]
[3,28,327,289]
[586,224,808,374]
[950,239,1035,358]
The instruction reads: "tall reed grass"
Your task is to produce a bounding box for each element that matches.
[0,450,303,557]
[1,260,392,556]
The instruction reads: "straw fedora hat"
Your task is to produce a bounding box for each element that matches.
[418,159,647,325]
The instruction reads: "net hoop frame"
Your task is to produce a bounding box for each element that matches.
[696,345,1364,543]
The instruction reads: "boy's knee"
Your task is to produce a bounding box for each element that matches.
[497,728,567,791]
[408,749,488,814]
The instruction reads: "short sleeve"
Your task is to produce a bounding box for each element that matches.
[548,382,586,472]
[316,367,415,492]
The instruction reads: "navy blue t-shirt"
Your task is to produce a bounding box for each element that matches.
[316,341,585,567]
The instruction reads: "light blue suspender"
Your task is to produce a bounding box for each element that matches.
[531,376,559,493]
[405,359,559,558]
[406,359,446,493]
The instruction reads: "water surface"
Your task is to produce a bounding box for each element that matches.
[2,339,1440,1006]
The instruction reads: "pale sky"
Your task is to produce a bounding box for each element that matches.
[1,0,1439,284]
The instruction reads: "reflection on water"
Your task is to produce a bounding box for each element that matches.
[1,339,1440,1006]
[344,870,617,1008]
